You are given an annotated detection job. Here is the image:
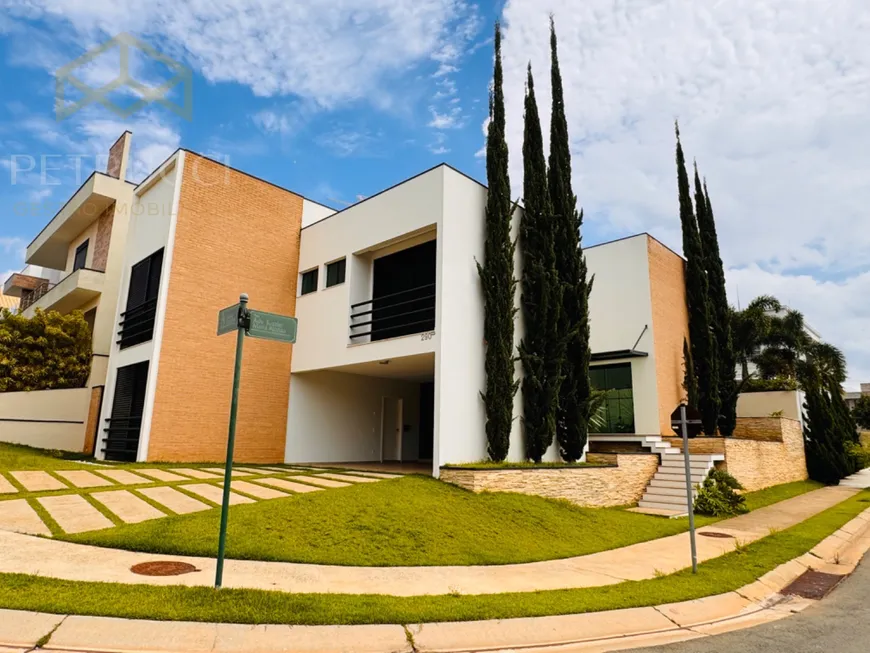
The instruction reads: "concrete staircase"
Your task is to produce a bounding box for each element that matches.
[589,434,682,456]
[637,453,725,515]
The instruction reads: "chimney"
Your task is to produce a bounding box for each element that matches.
[106,131,132,181]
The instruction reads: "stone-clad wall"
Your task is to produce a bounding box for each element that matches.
[440,454,660,508]
[724,417,808,491]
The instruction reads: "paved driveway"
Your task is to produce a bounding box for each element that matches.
[635,556,870,653]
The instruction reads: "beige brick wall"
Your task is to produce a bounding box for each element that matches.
[647,236,690,434]
[106,132,130,180]
[92,203,115,272]
[724,418,808,491]
[440,454,660,507]
[661,436,726,455]
[147,154,303,463]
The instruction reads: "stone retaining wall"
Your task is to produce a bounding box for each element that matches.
[724,417,808,491]
[440,454,660,508]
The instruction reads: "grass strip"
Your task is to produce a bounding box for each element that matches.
[2,490,866,626]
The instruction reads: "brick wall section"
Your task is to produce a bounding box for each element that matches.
[731,417,789,442]
[82,385,104,455]
[646,236,690,434]
[440,454,660,507]
[106,133,129,179]
[661,437,726,455]
[91,203,115,271]
[147,154,303,462]
[724,418,808,491]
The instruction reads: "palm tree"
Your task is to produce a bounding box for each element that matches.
[730,295,781,379]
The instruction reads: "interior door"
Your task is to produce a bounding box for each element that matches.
[381,397,403,462]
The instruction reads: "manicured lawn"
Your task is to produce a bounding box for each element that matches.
[0,442,93,471]
[60,475,824,566]
[4,489,867,625]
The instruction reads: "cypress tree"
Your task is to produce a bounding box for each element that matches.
[697,177,737,436]
[477,22,518,461]
[676,125,719,435]
[549,17,592,461]
[519,64,563,462]
[683,337,699,407]
[803,372,857,484]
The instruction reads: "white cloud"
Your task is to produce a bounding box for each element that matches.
[428,106,463,130]
[316,127,379,157]
[501,0,870,388]
[5,0,481,109]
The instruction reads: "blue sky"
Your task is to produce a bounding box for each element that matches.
[1,0,869,388]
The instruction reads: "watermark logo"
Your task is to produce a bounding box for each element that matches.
[55,32,192,121]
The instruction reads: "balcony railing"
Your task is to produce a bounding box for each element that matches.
[349,282,435,341]
[102,416,142,461]
[117,298,157,349]
[19,281,56,311]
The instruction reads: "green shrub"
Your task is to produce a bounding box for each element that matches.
[846,441,870,471]
[0,309,91,392]
[741,376,798,393]
[693,469,748,516]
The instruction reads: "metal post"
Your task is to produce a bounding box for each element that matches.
[215,293,248,589]
[680,405,698,574]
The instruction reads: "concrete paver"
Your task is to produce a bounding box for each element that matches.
[317,472,381,483]
[202,467,252,477]
[182,483,255,506]
[224,480,289,500]
[132,469,191,482]
[90,490,166,524]
[256,477,325,493]
[37,495,113,534]
[0,609,65,648]
[138,487,211,515]
[293,475,351,488]
[0,474,17,494]
[93,469,151,485]
[655,592,755,627]
[233,467,276,475]
[9,471,67,492]
[169,468,222,480]
[344,471,404,479]
[0,499,50,535]
[55,470,114,488]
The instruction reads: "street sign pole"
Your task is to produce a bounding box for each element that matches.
[679,405,698,574]
[215,293,248,589]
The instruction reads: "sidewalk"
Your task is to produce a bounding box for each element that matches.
[0,486,857,597]
[2,505,868,653]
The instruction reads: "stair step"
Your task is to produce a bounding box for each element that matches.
[638,500,689,513]
[650,479,696,490]
[661,459,713,469]
[644,486,696,498]
[654,472,706,483]
[640,492,689,505]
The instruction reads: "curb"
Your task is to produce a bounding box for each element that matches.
[1,507,869,653]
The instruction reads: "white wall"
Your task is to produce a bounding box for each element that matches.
[285,370,420,463]
[0,388,90,451]
[301,198,335,228]
[737,390,804,426]
[97,155,184,461]
[585,235,661,435]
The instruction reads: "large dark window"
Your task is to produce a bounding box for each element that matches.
[300,269,318,295]
[118,249,163,349]
[589,363,635,433]
[326,258,346,287]
[73,240,89,271]
[370,240,436,341]
[102,361,149,461]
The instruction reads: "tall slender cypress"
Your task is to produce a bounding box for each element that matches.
[477,22,518,461]
[519,64,562,462]
[683,337,699,408]
[676,125,718,434]
[549,17,592,461]
[699,180,737,435]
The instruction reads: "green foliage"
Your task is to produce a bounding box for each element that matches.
[519,64,563,463]
[803,370,858,484]
[478,21,518,462]
[0,308,91,392]
[549,18,592,462]
[741,376,799,392]
[682,338,699,407]
[846,441,870,471]
[693,469,747,516]
[852,395,870,430]
[676,127,718,434]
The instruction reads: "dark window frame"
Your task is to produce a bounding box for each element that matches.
[118,249,164,350]
[589,363,636,434]
[325,258,346,288]
[73,239,89,271]
[300,268,319,295]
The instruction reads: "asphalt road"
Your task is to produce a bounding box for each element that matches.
[635,557,870,653]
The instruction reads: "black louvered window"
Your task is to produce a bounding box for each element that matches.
[73,240,89,271]
[102,361,149,461]
[118,249,163,349]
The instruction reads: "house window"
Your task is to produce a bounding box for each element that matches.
[73,240,89,271]
[300,269,318,295]
[589,363,635,433]
[118,249,164,349]
[326,258,346,288]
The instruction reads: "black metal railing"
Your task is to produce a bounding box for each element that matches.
[117,298,157,349]
[101,416,142,461]
[349,282,435,341]
[19,281,56,311]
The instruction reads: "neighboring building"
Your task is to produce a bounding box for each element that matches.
[7,152,691,471]
[2,132,136,452]
[844,383,870,411]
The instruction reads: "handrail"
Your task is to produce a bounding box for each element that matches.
[18,266,106,311]
[350,283,436,309]
[349,281,435,341]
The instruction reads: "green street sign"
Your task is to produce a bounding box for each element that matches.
[217,303,241,336]
[246,309,298,343]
